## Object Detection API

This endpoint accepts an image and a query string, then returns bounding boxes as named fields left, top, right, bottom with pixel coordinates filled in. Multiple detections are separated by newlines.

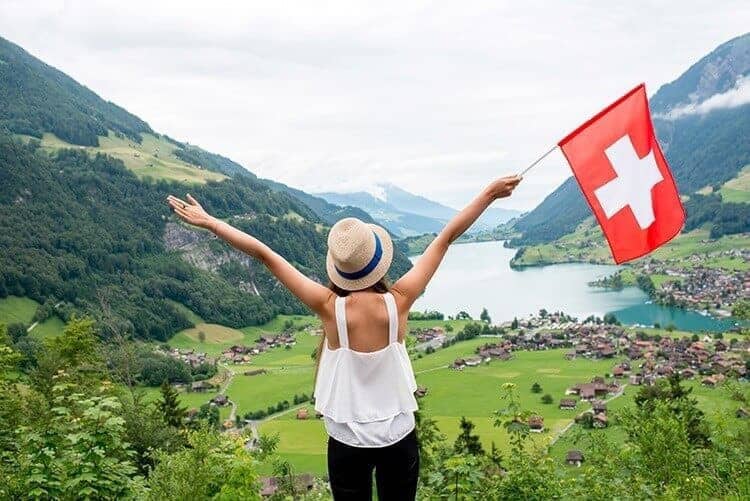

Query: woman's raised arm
left=167, top=194, right=331, bottom=314
left=392, top=175, right=522, bottom=310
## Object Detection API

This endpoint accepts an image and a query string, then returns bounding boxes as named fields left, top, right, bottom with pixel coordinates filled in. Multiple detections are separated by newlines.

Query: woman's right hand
left=167, top=194, right=217, bottom=230
left=487, top=175, right=522, bottom=199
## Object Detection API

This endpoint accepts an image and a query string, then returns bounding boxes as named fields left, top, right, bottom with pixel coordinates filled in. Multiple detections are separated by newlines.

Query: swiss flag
left=558, top=84, right=685, bottom=264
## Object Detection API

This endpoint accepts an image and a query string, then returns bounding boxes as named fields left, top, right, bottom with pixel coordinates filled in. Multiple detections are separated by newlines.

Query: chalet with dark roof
left=566, top=450, right=584, bottom=467
left=559, top=398, right=577, bottom=410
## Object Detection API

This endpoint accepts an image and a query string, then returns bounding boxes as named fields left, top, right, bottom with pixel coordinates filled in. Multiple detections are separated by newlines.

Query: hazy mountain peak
left=317, top=182, right=520, bottom=237
left=651, top=32, right=750, bottom=116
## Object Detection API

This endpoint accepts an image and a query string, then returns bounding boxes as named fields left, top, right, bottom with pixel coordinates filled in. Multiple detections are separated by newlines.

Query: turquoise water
left=409, top=240, right=738, bottom=332
left=610, top=303, right=739, bottom=332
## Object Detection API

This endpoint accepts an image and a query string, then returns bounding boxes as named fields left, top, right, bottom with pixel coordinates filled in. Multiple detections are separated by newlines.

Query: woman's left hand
left=167, top=194, right=216, bottom=229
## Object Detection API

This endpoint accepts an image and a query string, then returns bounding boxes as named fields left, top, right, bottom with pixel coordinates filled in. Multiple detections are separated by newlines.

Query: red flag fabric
left=558, top=84, right=685, bottom=264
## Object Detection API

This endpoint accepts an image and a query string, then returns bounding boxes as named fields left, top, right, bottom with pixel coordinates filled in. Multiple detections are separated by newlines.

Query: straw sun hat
left=326, top=218, right=394, bottom=291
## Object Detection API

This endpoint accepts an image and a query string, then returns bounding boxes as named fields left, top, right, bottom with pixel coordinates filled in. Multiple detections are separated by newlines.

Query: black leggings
left=327, top=429, right=419, bottom=501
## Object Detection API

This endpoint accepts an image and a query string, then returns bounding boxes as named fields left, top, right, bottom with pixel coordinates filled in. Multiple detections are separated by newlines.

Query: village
left=447, top=311, right=748, bottom=382
left=158, top=331, right=298, bottom=368
left=594, top=249, right=749, bottom=315
left=145, top=308, right=749, bottom=487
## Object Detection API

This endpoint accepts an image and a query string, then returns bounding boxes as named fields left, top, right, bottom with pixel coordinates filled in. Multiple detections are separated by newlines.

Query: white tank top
left=314, top=292, right=418, bottom=448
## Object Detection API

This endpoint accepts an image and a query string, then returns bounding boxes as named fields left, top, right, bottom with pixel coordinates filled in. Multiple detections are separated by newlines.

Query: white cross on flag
left=558, top=84, right=685, bottom=263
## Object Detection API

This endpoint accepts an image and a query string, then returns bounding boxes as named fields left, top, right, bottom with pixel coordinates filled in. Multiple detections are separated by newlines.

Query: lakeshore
left=410, top=240, right=742, bottom=332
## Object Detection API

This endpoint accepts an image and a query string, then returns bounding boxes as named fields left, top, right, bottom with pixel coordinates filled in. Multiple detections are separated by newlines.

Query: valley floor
left=2, top=295, right=746, bottom=479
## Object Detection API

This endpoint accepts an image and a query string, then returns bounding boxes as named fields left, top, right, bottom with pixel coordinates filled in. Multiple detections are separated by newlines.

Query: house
left=597, top=346, right=616, bottom=358
left=592, top=400, right=607, bottom=414
left=559, top=398, right=577, bottom=410
left=191, top=381, right=214, bottom=392
left=579, top=386, right=596, bottom=401
left=451, top=358, right=466, bottom=370
left=656, top=365, right=674, bottom=376
left=464, top=356, right=484, bottom=367
left=222, top=419, right=234, bottom=430
left=296, top=408, right=309, bottom=420
left=680, top=368, right=696, bottom=379
left=612, top=366, right=625, bottom=378
left=415, top=386, right=428, bottom=398
left=593, top=413, right=608, bottom=428
left=628, top=374, right=643, bottom=386
left=211, top=395, right=229, bottom=406
left=566, top=450, right=584, bottom=467
left=528, top=415, right=544, bottom=433
left=702, top=374, right=725, bottom=387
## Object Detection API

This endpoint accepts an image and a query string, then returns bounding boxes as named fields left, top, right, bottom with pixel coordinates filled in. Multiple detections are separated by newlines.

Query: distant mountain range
left=512, top=32, right=750, bottom=246
left=317, top=183, right=521, bottom=237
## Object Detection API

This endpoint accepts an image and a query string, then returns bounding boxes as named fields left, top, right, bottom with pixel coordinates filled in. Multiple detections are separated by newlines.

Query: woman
left=166, top=174, right=521, bottom=500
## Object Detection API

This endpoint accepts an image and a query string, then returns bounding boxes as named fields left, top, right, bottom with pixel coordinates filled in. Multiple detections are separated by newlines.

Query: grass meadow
left=548, top=378, right=748, bottom=474
left=0, top=295, right=66, bottom=339
left=25, top=131, right=228, bottom=185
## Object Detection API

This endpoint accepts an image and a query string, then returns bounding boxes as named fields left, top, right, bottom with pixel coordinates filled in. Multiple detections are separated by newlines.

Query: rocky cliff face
left=163, top=222, right=261, bottom=296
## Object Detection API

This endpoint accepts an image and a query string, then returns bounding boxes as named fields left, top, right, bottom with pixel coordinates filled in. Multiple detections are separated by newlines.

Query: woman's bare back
left=321, top=290, right=409, bottom=352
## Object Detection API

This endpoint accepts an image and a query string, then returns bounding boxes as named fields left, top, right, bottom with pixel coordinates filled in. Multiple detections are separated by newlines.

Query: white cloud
left=0, top=1, right=748, bottom=210
left=657, top=76, right=750, bottom=120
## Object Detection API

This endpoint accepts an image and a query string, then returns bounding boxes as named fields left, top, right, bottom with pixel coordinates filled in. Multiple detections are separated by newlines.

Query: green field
left=140, top=385, right=232, bottom=423
left=244, top=334, right=630, bottom=475
left=167, top=314, right=320, bottom=356
left=548, top=378, right=748, bottom=473
left=0, top=295, right=65, bottom=339
left=159, top=305, right=744, bottom=477
left=22, top=131, right=228, bottom=185
left=4, top=293, right=743, bottom=479
left=717, top=165, right=750, bottom=203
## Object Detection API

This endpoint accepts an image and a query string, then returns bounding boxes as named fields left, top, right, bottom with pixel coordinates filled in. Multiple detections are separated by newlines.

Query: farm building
left=559, top=398, right=577, bottom=410
left=566, top=450, right=584, bottom=467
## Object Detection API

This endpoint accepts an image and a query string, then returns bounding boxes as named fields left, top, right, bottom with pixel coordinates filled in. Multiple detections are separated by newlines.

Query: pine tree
left=480, top=308, right=491, bottom=323
left=453, top=416, right=484, bottom=456
left=158, top=380, right=187, bottom=428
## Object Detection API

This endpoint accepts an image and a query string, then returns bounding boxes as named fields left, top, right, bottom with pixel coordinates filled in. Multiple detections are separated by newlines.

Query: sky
left=1, top=1, right=748, bottom=210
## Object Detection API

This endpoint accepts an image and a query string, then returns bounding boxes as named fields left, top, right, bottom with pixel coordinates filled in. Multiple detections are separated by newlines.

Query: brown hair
left=313, top=278, right=391, bottom=381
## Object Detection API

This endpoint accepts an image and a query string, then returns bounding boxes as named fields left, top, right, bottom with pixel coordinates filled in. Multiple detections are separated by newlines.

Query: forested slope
left=0, top=34, right=415, bottom=341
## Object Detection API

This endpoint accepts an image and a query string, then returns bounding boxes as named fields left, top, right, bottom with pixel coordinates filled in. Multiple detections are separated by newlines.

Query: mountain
left=512, top=32, right=750, bottom=246
left=0, top=36, right=411, bottom=340
left=261, top=178, right=380, bottom=226
left=317, top=183, right=520, bottom=237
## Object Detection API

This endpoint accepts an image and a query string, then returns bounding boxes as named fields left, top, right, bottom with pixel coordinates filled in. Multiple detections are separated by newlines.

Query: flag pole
left=518, top=145, right=557, bottom=177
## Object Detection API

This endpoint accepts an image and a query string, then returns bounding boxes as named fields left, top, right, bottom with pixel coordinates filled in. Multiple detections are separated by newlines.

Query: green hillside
left=0, top=34, right=414, bottom=342
left=0, top=36, right=151, bottom=145
left=25, top=131, right=229, bottom=185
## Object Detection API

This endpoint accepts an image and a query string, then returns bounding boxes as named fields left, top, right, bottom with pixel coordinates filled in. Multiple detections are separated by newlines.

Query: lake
left=410, top=240, right=738, bottom=332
